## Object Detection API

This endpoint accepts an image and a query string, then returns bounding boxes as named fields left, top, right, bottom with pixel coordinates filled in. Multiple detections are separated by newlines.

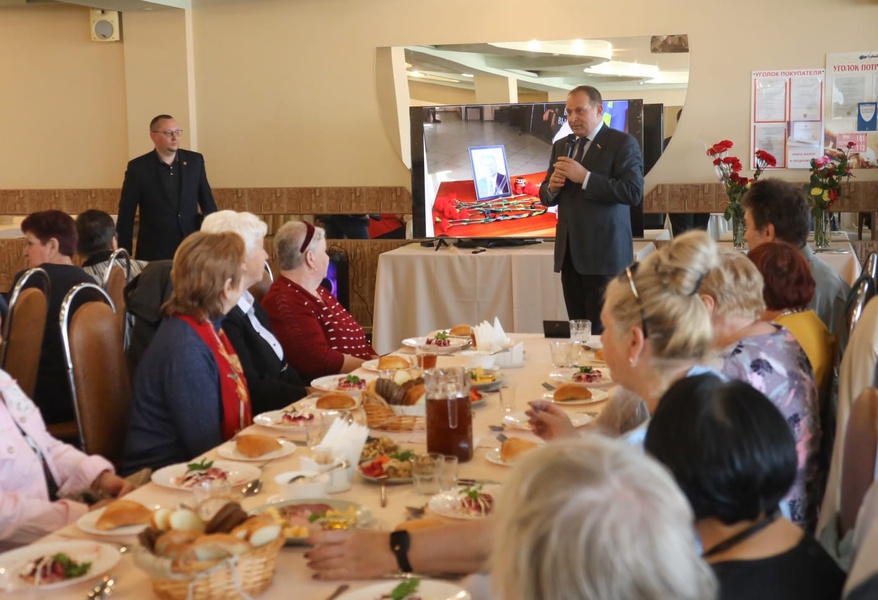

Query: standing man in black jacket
left=540, top=86, right=644, bottom=332
left=117, top=114, right=217, bottom=260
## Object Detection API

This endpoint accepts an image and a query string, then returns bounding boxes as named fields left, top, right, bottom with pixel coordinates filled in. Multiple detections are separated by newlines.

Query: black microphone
left=564, top=134, right=578, bottom=158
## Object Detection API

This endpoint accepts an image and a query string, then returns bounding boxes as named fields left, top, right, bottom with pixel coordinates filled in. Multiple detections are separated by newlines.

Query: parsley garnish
left=186, top=458, right=213, bottom=471
left=390, top=578, right=421, bottom=600
left=391, top=450, right=416, bottom=462
left=54, top=553, right=92, bottom=578
left=578, top=366, right=594, bottom=374
left=344, top=375, right=361, bottom=384
left=459, top=484, right=484, bottom=500
left=434, top=331, right=449, bottom=340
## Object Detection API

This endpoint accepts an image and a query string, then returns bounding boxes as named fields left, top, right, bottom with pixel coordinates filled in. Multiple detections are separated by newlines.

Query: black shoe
left=433, top=118, right=441, bottom=123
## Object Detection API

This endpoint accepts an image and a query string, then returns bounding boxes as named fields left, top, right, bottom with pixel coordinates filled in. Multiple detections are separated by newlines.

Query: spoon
left=289, top=460, right=350, bottom=483
left=241, top=479, right=263, bottom=496
left=378, top=474, right=388, bottom=508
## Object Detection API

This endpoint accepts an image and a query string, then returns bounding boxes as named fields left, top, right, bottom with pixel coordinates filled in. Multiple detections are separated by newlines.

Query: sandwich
left=95, top=499, right=152, bottom=530
left=235, top=433, right=282, bottom=458
left=552, top=383, right=593, bottom=403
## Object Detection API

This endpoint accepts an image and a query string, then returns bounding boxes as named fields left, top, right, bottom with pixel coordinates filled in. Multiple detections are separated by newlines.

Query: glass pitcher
left=424, top=366, right=473, bottom=462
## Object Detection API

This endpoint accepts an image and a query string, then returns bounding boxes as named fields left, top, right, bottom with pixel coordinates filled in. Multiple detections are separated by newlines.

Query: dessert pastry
left=377, top=355, right=411, bottom=370
left=499, top=438, right=538, bottom=463
left=315, top=393, right=357, bottom=409
left=235, top=433, right=282, bottom=458
left=95, top=499, right=152, bottom=530
left=553, top=383, right=593, bottom=402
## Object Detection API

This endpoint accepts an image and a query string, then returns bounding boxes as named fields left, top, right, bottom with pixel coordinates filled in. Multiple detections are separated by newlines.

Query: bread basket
left=362, top=393, right=426, bottom=431
left=134, top=535, right=284, bottom=600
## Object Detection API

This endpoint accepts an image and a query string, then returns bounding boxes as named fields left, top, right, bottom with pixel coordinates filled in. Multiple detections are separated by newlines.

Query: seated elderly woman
left=0, top=365, right=133, bottom=550
left=11, top=210, right=93, bottom=426
left=262, top=221, right=376, bottom=381
left=645, top=374, right=844, bottom=600
left=124, top=232, right=252, bottom=473
left=493, top=436, right=716, bottom=600
left=201, top=211, right=309, bottom=413
left=700, top=250, right=821, bottom=531
left=747, top=241, right=834, bottom=407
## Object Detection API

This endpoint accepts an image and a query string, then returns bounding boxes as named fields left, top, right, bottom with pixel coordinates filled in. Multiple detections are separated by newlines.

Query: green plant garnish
left=54, top=553, right=92, bottom=578
left=459, top=484, right=484, bottom=500
left=391, top=450, right=416, bottom=462
left=434, top=331, right=449, bottom=340
left=390, top=577, right=421, bottom=600
left=344, top=375, right=361, bottom=384
left=186, top=458, right=213, bottom=471
left=308, top=511, right=327, bottom=523
left=578, top=366, right=594, bottom=373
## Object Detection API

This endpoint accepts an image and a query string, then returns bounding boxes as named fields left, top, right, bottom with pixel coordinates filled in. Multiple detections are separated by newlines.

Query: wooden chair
left=840, top=388, right=878, bottom=536
left=60, top=283, right=131, bottom=467
left=0, top=268, right=50, bottom=399
left=101, top=247, right=131, bottom=345
left=248, top=260, right=274, bottom=304
left=865, top=252, right=878, bottom=284
left=841, top=277, right=877, bottom=360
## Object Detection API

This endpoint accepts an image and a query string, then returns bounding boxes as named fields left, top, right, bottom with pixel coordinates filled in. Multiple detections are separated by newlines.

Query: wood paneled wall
left=2, top=181, right=877, bottom=328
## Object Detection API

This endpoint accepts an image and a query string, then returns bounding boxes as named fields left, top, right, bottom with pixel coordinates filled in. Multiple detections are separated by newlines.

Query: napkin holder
left=494, top=342, right=525, bottom=368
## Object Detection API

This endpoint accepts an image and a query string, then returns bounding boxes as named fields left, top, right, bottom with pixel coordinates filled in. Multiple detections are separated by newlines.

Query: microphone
left=564, top=134, right=577, bottom=158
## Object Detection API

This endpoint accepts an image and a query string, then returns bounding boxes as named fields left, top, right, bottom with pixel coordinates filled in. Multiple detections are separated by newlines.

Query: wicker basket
left=362, top=394, right=426, bottom=431
left=135, top=535, right=284, bottom=600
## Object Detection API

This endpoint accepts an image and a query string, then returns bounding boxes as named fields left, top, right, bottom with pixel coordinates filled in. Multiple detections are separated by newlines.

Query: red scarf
left=176, top=314, right=252, bottom=440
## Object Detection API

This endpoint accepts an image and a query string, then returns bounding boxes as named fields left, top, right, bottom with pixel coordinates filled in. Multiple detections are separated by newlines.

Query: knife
left=458, top=478, right=503, bottom=486
left=323, top=584, right=350, bottom=600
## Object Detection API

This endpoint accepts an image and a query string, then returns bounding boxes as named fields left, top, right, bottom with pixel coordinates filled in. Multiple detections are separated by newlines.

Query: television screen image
left=411, top=100, right=644, bottom=240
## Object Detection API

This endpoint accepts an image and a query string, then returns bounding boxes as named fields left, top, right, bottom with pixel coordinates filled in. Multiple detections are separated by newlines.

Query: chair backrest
left=865, top=252, right=878, bottom=283
left=248, top=260, right=274, bottom=304
left=840, top=388, right=878, bottom=535
left=60, top=283, right=131, bottom=467
left=0, top=268, right=51, bottom=398
left=102, top=248, right=131, bottom=343
left=842, top=277, right=877, bottom=357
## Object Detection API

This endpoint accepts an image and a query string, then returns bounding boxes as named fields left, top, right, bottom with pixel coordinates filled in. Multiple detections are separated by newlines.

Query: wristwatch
left=389, top=530, right=413, bottom=573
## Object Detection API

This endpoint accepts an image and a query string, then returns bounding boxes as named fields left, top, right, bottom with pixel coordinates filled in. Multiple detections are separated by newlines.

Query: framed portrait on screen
left=469, top=145, right=511, bottom=201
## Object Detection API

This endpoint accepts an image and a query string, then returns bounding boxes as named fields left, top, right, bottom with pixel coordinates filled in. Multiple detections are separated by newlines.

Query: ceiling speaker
left=90, top=9, right=120, bottom=43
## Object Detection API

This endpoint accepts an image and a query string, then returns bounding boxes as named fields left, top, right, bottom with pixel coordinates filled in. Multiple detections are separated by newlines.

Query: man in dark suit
left=117, top=114, right=217, bottom=261
left=540, top=86, right=644, bottom=332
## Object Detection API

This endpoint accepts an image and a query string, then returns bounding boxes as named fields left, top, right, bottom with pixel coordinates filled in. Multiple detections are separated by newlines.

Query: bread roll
left=316, top=393, right=357, bottom=410
left=404, top=383, right=426, bottom=406
left=553, top=383, right=593, bottom=403
left=151, top=507, right=173, bottom=531
left=375, top=378, right=407, bottom=405
left=594, top=349, right=605, bottom=362
left=240, top=515, right=283, bottom=548
left=96, top=499, right=152, bottom=531
left=174, top=534, right=251, bottom=568
left=155, top=529, right=200, bottom=560
left=377, top=355, right=410, bottom=370
left=168, top=508, right=205, bottom=532
left=500, top=438, right=539, bottom=463
left=205, top=502, right=249, bottom=534
left=392, top=369, right=413, bottom=387
left=235, top=433, right=282, bottom=458
left=449, top=324, right=472, bottom=336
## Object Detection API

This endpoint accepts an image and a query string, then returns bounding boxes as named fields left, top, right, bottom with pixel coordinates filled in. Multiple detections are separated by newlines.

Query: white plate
left=361, top=355, right=414, bottom=372
left=485, top=447, right=512, bottom=466
left=76, top=506, right=150, bottom=536
left=542, top=388, right=609, bottom=405
left=427, top=485, right=501, bottom=520
left=402, top=336, right=469, bottom=354
left=0, top=540, right=120, bottom=590
left=217, top=439, right=297, bottom=462
left=469, top=367, right=504, bottom=391
left=250, top=498, right=366, bottom=545
left=253, top=407, right=315, bottom=431
left=502, top=411, right=594, bottom=430
left=549, top=367, right=613, bottom=388
left=151, top=460, right=261, bottom=491
left=580, top=349, right=607, bottom=364
left=357, top=469, right=413, bottom=485
left=335, top=580, right=470, bottom=600
left=310, top=373, right=377, bottom=393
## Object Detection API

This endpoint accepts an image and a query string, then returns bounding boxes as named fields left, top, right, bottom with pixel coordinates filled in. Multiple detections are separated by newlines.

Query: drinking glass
left=570, top=319, right=592, bottom=346
left=193, top=479, right=237, bottom=520
left=305, top=415, right=325, bottom=448
left=499, top=386, right=516, bottom=415
left=549, top=340, right=576, bottom=368
left=411, top=453, right=443, bottom=495
left=439, top=455, right=459, bottom=492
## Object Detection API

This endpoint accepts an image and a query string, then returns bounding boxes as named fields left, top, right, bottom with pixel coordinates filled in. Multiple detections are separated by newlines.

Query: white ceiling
left=0, top=0, right=186, bottom=10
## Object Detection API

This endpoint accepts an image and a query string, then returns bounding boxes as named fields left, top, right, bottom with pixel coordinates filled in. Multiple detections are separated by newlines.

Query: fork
left=541, top=382, right=556, bottom=391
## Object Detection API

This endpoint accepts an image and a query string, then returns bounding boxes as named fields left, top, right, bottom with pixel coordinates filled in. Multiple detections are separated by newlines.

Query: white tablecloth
left=372, top=242, right=656, bottom=355
left=716, top=240, right=862, bottom=286
left=7, top=335, right=607, bottom=600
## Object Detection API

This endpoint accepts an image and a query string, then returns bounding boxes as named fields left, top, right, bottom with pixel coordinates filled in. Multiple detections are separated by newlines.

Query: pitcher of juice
left=424, top=367, right=473, bottom=462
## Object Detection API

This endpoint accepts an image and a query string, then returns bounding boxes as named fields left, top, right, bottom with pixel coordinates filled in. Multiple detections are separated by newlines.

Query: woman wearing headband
left=262, top=220, right=376, bottom=381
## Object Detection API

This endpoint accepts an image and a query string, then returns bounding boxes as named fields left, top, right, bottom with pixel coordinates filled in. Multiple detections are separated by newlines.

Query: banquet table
left=4, top=334, right=608, bottom=600
left=371, top=241, right=656, bottom=355
left=716, top=238, right=862, bottom=286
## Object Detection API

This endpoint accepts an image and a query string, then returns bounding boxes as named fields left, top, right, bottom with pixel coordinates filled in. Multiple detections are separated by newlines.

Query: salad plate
left=151, top=460, right=260, bottom=491
left=0, top=541, right=120, bottom=590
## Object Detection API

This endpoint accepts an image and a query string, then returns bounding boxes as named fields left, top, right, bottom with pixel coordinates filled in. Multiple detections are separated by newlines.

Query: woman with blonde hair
left=124, top=232, right=251, bottom=473
left=700, top=250, right=820, bottom=531
left=529, top=229, right=721, bottom=442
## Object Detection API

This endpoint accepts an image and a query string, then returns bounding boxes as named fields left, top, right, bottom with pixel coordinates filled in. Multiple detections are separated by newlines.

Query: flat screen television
left=410, top=99, right=644, bottom=240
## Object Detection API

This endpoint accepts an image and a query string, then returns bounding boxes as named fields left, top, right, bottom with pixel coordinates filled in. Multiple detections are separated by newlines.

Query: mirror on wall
left=377, top=35, right=689, bottom=176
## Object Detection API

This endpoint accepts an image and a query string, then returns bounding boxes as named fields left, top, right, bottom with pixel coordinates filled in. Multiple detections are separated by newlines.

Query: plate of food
left=361, top=354, right=413, bottom=372
left=429, top=325, right=473, bottom=339
left=311, top=373, right=377, bottom=393
left=427, top=484, right=500, bottom=520
left=0, top=540, right=120, bottom=590
left=502, top=411, right=594, bottom=431
left=468, top=366, right=504, bottom=392
left=76, top=499, right=152, bottom=536
left=358, top=448, right=417, bottom=484
left=485, top=437, right=543, bottom=466
left=580, top=348, right=607, bottom=363
left=217, top=435, right=297, bottom=462
left=334, top=578, right=470, bottom=600
left=151, top=459, right=261, bottom=491
left=542, top=384, right=609, bottom=406
left=470, top=387, right=486, bottom=406
left=549, top=366, right=613, bottom=388
left=253, top=405, right=316, bottom=431
left=251, top=498, right=365, bottom=545
left=402, top=334, right=469, bottom=353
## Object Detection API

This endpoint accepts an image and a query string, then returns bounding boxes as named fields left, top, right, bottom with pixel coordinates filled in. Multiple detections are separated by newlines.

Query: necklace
left=776, top=308, right=805, bottom=319
left=702, top=509, right=780, bottom=559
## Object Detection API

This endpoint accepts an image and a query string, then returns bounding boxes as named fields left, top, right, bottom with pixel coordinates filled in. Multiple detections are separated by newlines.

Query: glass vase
left=730, top=212, right=746, bottom=251
left=814, top=208, right=831, bottom=249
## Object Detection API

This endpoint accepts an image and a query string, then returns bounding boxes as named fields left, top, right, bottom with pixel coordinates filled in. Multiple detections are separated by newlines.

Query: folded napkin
left=473, top=317, right=513, bottom=353
left=301, top=418, right=369, bottom=472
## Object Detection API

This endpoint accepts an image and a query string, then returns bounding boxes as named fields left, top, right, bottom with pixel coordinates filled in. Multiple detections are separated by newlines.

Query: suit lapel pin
left=183, top=161, right=188, bottom=166
left=596, top=144, right=602, bottom=150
